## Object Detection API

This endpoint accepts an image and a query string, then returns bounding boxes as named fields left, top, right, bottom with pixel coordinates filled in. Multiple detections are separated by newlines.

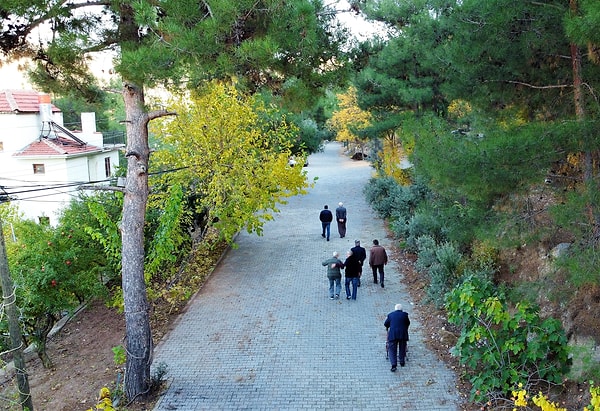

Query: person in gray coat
left=335, top=202, right=347, bottom=238
left=322, top=251, right=345, bottom=299
left=384, top=303, right=410, bottom=372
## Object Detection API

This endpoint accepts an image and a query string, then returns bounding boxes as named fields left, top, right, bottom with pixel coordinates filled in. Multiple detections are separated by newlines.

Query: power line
left=0, top=166, right=189, bottom=203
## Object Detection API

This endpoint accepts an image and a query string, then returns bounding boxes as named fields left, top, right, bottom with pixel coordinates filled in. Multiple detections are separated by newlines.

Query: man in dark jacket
left=351, top=240, right=367, bottom=287
left=343, top=250, right=361, bottom=300
left=384, top=304, right=410, bottom=372
left=319, top=205, right=333, bottom=241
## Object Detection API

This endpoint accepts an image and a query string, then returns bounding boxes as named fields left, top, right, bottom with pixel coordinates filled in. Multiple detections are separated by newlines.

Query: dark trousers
left=388, top=339, right=407, bottom=367
left=337, top=221, right=346, bottom=237
left=372, top=264, right=384, bottom=284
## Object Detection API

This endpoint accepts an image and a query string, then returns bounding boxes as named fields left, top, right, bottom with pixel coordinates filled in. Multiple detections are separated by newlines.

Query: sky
left=0, top=53, right=115, bottom=90
left=334, top=0, right=387, bottom=40
left=0, top=60, right=35, bottom=90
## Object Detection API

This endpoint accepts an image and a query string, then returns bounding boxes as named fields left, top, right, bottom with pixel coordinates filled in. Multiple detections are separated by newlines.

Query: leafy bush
left=405, top=211, right=444, bottom=252
left=469, top=239, right=499, bottom=272
left=415, top=236, right=464, bottom=307
left=439, top=201, right=490, bottom=248
left=556, top=245, right=600, bottom=287
left=86, top=387, right=116, bottom=411
left=364, top=176, right=431, bottom=238
left=8, top=219, right=108, bottom=368
left=415, top=235, right=437, bottom=272
left=424, top=242, right=462, bottom=307
left=363, top=176, right=403, bottom=219
left=512, top=382, right=600, bottom=411
left=446, top=274, right=570, bottom=403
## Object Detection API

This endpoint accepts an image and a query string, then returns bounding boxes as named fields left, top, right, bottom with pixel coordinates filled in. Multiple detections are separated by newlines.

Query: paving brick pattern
left=153, top=142, right=462, bottom=410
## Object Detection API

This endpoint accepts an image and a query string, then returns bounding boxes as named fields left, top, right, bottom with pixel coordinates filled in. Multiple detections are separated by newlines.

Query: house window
left=104, top=157, right=111, bottom=178
left=33, top=164, right=45, bottom=174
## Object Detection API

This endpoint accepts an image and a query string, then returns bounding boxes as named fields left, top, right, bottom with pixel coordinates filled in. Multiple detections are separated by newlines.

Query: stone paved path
left=152, top=142, right=462, bottom=410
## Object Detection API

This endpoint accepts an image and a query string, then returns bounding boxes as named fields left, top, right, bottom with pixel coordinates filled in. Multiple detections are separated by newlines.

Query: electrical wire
left=0, top=166, right=188, bottom=203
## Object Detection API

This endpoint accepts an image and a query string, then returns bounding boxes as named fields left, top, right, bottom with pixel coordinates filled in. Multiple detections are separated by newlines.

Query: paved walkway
left=152, top=142, right=462, bottom=410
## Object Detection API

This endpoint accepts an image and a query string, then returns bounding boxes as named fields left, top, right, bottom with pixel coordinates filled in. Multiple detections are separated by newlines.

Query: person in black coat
left=384, top=304, right=410, bottom=372
left=351, top=239, right=366, bottom=287
left=343, top=250, right=361, bottom=300
left=319, top=205, right=333, bottom=241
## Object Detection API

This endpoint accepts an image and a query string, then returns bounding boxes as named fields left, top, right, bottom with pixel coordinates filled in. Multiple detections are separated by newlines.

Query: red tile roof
left=0, top=90, right=60, bottom=113
left=14, top=136, right=101, bottom=157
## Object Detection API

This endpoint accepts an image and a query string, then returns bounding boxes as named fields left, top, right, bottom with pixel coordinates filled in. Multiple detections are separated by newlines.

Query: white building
left=0, top=89, right=122, bottom=224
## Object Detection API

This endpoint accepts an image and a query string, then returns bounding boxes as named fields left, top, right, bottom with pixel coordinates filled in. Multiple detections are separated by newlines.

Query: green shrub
left=415, top=235, right=437, bottom=272
left=426, top=262, right=450, bottom=307
left=436, top=241, right=463, bottom=275
left=435, top=199, right=492, bottom=249
left=557, top=245, right=600, bottom=287
left=389, top=218, right=409, bottom=239
left=405, top=211, right=444, bottom=252
left=469, top=239, right=499, bottom=272
left=424, top=242, right=462, bottom=307
left=364, top=176, right=430, bottom=223
left=363, top=176, right=404, bottom=218
left=8, top=219, right=108, bottom=368
left=446, top=274, right=570, bottom=403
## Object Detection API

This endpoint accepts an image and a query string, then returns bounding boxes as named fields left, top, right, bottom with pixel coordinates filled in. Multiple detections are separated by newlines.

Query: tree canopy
left=151, top=82, right=310, bottom=242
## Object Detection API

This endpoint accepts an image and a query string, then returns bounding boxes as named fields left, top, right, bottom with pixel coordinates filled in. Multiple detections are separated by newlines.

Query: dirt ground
left=0, top=241, right=594, bottom=410
left=0, top=300, right=128, bottom=410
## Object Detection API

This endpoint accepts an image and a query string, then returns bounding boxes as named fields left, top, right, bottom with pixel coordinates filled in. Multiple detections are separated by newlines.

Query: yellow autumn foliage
left=328, top=86, right=371, bottom=143
left=150, top=81, right=311, bottom=242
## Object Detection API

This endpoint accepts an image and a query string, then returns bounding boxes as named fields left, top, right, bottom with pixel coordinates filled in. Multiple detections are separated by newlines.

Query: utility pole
left=0, top=217, right=34, bottom=410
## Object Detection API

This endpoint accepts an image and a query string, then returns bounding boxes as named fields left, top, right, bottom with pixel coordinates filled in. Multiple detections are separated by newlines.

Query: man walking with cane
left=384, top=303, right=410, bottom=372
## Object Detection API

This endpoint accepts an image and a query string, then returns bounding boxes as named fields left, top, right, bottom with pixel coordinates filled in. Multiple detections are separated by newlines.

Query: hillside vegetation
left=345, top=2, right=600, bottom=409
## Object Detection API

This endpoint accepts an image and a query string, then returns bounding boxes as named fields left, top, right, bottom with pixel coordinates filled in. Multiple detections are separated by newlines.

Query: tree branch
left=529, top=1, right=563, bottom=11
left=25, top=0, right=114, bottom=35
left=148, top=109, right=177, bottom=121
left=486, top=80, right=572, bottom=89
left=201, top=0, right=214, bottom=18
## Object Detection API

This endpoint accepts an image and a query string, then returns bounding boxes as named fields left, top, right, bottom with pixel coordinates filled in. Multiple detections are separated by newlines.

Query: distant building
left=0, top=89, right=123, bottom=225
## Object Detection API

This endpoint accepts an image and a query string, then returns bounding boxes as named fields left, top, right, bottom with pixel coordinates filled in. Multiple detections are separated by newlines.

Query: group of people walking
left=318, top=203, right=410, bottom=372
left=320, top=203, right=388, bottom=299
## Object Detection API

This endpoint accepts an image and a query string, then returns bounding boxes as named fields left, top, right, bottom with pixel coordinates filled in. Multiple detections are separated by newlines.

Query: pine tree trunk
left=121, top=82, right=153, bottom=401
